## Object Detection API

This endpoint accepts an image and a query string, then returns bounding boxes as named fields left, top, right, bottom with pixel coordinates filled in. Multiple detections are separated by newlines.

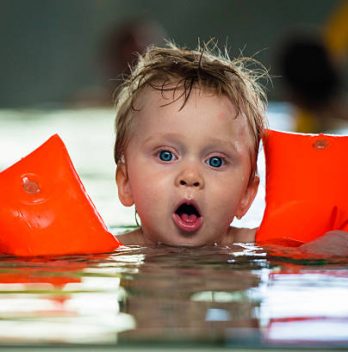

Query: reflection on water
left=0, top=242, right=347, bottom=349
left=117, top=243, right=267, bottom=345
left=0, top=248, right=137, bottom=344
left=1, top=106, right=348, bottom=348
left=261, top=264, right=348, bottom=346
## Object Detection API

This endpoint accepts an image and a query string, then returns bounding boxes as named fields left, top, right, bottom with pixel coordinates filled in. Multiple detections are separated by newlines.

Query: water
left=0, top=105, right=348, bottom=350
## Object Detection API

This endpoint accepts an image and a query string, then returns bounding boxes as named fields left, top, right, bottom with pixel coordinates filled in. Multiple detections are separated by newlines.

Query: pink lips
left=172, top=201, right=203, bottom=233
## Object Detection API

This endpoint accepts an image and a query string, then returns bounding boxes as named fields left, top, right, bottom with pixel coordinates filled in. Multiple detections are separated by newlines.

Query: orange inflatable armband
left=256, top=129, right=348, bottom=246
left=0, top=134, right=121, bottom=256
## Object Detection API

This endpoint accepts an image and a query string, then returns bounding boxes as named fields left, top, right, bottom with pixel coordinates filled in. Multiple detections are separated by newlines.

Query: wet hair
left=113, top=41, right=268, bottom=176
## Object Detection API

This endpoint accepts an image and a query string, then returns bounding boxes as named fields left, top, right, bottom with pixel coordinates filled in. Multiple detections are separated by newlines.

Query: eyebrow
left=143, top=133, right=244, bottom=154
left=142, top=133, right=183, bottom=145
left=204, top=137, right=237, bottom=147
left=201, top=137, right=246, bottom=155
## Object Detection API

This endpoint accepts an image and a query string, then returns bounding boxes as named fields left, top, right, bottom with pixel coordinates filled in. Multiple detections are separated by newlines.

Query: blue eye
left=159, top=150, right=174, bottom=162
left=208, top=156, right=223, bottom=168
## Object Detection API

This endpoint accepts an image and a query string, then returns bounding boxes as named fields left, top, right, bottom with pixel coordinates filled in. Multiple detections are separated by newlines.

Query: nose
left=175, top=166, right=204, bottom=189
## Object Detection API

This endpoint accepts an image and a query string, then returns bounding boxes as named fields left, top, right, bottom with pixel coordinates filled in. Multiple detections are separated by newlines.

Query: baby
left=112, top=42, right=348, bottom=256
left=113, top=42, right=266, bottom=247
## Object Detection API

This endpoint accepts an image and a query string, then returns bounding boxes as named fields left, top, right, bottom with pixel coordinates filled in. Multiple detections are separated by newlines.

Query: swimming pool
left=0, top=105, right=347, bottom=351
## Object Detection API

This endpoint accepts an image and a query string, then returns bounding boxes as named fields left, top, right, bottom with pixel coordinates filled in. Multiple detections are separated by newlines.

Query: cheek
left=209, top=173, right=249, bottom=210
left=129, top=177, right=155, bottom=210
left=215, top=189, right=240, bottom=214
left=127, top=165, right=171, bottom=210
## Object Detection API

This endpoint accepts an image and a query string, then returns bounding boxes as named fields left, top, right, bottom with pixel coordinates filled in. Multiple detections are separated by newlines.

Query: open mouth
left=172, top=201, right=203, bottom=233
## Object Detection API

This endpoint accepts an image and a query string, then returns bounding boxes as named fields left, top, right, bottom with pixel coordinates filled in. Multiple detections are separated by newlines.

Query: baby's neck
left=118, top=226, right=257, bottom=247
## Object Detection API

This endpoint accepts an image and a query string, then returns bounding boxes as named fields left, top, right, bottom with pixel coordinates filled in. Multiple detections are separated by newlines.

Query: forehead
left=131, top=86, right=254, bottom=146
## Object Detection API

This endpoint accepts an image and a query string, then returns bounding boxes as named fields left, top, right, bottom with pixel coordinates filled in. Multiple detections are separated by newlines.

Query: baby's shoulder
left=117, top=228, right=144, bottom=245
left=223, top=226, right=257, bottom=245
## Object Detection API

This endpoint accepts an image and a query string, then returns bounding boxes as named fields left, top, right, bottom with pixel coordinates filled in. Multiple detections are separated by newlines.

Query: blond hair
left=114, top=42, right=268, bottom=171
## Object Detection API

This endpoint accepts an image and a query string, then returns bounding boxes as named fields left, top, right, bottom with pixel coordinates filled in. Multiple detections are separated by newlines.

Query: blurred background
left=1, top=0, right=347, bottom=109
left=1, top=0, right=348, bottom=227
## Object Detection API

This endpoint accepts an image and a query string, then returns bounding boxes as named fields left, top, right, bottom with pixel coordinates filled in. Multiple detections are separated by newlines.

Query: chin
left=164, top=237, right=209, bottom=248
left=149, top=228, right=212, bottom=248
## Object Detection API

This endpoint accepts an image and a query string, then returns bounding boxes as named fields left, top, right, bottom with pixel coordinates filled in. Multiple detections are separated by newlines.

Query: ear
left=116, top=163, right=134, bottom=207
left=235, top=175, right=259, bottom=219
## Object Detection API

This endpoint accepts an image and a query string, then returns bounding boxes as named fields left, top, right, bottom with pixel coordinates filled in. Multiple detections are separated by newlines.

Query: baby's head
left=114, top=42, right=267, bottom=246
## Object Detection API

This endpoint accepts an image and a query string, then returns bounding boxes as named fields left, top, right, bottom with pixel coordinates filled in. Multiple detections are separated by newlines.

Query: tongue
left=181, top=213, right=198, bottom=223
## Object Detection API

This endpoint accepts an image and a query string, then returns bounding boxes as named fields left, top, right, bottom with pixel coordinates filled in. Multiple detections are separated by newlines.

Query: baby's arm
left=298, top=230, right=348, bottom=257
left=231, top=226, right=348, bottom=257
left=260, top=230, right=348, bottom=258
